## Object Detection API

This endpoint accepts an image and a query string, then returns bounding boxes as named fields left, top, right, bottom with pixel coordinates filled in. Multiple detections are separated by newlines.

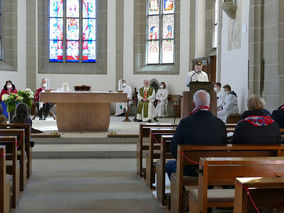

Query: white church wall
left=220, top=0, right=249, bottom=113
left=123, top=0, right=190, bottom=95
left=0, top=0, right=27, bottom=90
left=37, top=0, right=117, bottom=92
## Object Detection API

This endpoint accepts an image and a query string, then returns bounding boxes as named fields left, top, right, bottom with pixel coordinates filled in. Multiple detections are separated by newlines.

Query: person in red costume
left=35, top=77, right=52, bottom=120
left=0, top=80, right=17, bottom=101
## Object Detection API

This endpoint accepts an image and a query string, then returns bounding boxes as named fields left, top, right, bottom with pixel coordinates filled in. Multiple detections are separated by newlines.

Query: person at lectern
left=115, top=80, right=133, bottom=116
left=136, top=80, right=156, bottom=123
left=35, top=77, right=52, bottom=120
left=185, top=61, right=209, bottom=87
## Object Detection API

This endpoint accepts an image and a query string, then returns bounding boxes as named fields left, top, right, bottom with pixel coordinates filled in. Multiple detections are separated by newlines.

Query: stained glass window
left=147, top=0, right=175, bottom=65
left=49, top=0, right=96, bottom=63
left=0, top=0, right=2, bottom=61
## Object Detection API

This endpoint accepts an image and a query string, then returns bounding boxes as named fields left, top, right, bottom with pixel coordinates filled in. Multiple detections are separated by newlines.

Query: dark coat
left=271, top=105, right=284, bottom=128
left=170, top=111, right=227, bottom=158
left=232, top=110, right=281, bottom=145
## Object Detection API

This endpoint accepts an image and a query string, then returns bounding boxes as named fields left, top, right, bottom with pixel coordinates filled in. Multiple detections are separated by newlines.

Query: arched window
left=49, top=0, right=96, bottom=63
left=146, top=0, right=175, bottom=65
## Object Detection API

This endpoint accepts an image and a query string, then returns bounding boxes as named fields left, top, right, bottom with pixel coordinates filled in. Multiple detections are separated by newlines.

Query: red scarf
left=281, top=105, right=284, bottom=110
left=190, top=106, right=209, bottom=116
left=242, top=116, right=275, bottom=127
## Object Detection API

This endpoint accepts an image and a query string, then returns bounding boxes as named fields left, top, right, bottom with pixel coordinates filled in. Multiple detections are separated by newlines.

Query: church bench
left=0, top=136, right=20, bottom=209
left=146, top=128, right=176, bottom=188
left=0, top=145, right=10, bottom=213
left=0, top=129, right=27, bottom=192
left=234, top=177, right=284, bottom=213
left=156, top=135, right=174, bottom=205
left=137, top=123, right=177, bottom=177
left=171, top=144, right=284, bottom=213
left=188, top=157, right=284, bottom=213
left=0, top=123, right=32, bottom=178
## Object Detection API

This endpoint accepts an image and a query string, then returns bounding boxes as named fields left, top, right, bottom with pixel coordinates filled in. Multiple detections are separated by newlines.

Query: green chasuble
left=137, top=87, right=154, bottom=118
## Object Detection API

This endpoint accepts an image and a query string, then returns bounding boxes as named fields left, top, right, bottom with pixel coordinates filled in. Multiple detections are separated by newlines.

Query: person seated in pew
left=136, top=80, right=156, bottom=123
left=214, top=82, right=226, bottom=108
left=166, top=90, right=227, bottom=178
left=271, top=104, right=284, bottom=128
left=217, top=84, right=239, bottom=122
left=35, top=77, right=52, bottom=120
left=154, top=82, right=168, bottom=122
left=0, top=105, right=7, bottom=124
left=11, top=103, right=32, bottom=128
left=232, top=95, right=281, bottom=144
left=115, top=80, right=133, bottom=116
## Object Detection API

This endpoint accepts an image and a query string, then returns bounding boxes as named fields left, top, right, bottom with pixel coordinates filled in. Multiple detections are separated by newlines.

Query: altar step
left=33, top=137, right=138, bottom=145
left=32, top=137, right=138, bottom=159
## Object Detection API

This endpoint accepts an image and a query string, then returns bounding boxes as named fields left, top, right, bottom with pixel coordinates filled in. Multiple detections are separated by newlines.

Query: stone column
left=249, top=0, right=284, bottom=110
left=195, top=0, right=206, bottom=58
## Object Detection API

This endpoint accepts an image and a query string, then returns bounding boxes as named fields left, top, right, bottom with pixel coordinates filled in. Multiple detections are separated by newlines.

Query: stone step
left=32, top=144, right=137, bottom=159
left=33, top=137, right=138, bottom=145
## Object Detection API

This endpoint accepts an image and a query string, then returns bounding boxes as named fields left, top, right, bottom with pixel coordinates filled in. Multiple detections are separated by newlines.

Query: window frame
left=49, top=0, right=97, bottom=64
left=146, top=0, right=175, bottom=65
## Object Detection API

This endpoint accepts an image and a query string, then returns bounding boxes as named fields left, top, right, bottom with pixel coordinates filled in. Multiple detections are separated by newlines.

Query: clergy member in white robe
left=214, top=82, right=226, bottom=108
left=115, top=80, right=133, bottom=116
left=217, top=84, right=239, bottom=122
left=154, top=82, right=168, bottom=119
left=185, top=61, right=209, bottom=87
left=137, top=80, right=156, bottom=122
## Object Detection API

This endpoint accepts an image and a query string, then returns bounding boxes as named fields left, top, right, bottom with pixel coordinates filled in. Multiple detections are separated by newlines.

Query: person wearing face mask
left=0, top=81, right=18, bottom=118
left=136, top=80, right=156, bottom=123
left=115, top=80, right=133, bottom=116
left=154, top=82, right=169, bottom=121
left=214, top=82, right=226, bottom=109
left=0, top=80, right=18, bottom=101
left=185, top=61, right=209, bottom=87
left=217, top=84, right=239, bottom=122
left=35, top=77, right=52, bottom=120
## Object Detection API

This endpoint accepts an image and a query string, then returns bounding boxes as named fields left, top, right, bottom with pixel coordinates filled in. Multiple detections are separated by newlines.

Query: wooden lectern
left=181, top=82, right=217, bottom=118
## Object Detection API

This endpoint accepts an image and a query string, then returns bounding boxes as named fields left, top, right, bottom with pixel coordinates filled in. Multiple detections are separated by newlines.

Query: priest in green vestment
left=137, top=80, right=156, bottom=122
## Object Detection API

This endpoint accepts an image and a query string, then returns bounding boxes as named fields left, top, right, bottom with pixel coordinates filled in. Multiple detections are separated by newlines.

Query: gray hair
left=193, top=90, right=210, bottom=107
left=247, top=94, right=266, bottom=111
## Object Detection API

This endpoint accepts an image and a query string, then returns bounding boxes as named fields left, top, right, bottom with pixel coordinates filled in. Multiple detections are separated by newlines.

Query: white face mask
left=7, top=84, right=12, bottom=89
left=224, top=91, right=230, bottom=95
left=122, top=83, right=126, bottom=87
left=160, top=85, right=164, bottom=89
left=214, top=87, right=218, bottom=93
left=43, top=83, right=47, bottom=88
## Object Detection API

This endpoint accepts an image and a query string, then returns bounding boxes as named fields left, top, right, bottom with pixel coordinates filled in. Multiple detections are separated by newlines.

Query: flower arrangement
left=2, top=93, right=20, bottom=113
left=17, top=88, right=34, bottom=108
left=2, top=88, right=34, bottom=113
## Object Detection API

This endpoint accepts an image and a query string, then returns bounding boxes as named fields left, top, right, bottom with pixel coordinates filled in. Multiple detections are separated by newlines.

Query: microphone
left=190, top=71, right=199, bottom=83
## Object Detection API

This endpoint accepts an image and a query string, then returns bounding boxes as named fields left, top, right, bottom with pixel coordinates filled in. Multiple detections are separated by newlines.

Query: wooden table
left=40, top=91, right=127, bottom=132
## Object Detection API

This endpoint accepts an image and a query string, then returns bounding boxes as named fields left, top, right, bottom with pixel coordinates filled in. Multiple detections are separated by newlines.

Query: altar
left=40, top=91, right=127, bottom=132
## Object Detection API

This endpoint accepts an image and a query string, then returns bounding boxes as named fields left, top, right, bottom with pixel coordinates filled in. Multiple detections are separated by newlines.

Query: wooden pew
left=0, top=129, right=26, bottom=191
left=156, top=135, right=174, bottom=205
left=0, top=136, right=19, bottom=208
left=137, top=123, right=177, bottom=177
left=0, top=145, right=10, bottom=213
left=0, top=123, right=32, bottom=178
left=234, top=177, right=284, bottom=213
left=188, top=157, right=284, bottom=213
left=171, top=144, right=284, bottom=213
left=146, top=128, right=176, bottom=188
